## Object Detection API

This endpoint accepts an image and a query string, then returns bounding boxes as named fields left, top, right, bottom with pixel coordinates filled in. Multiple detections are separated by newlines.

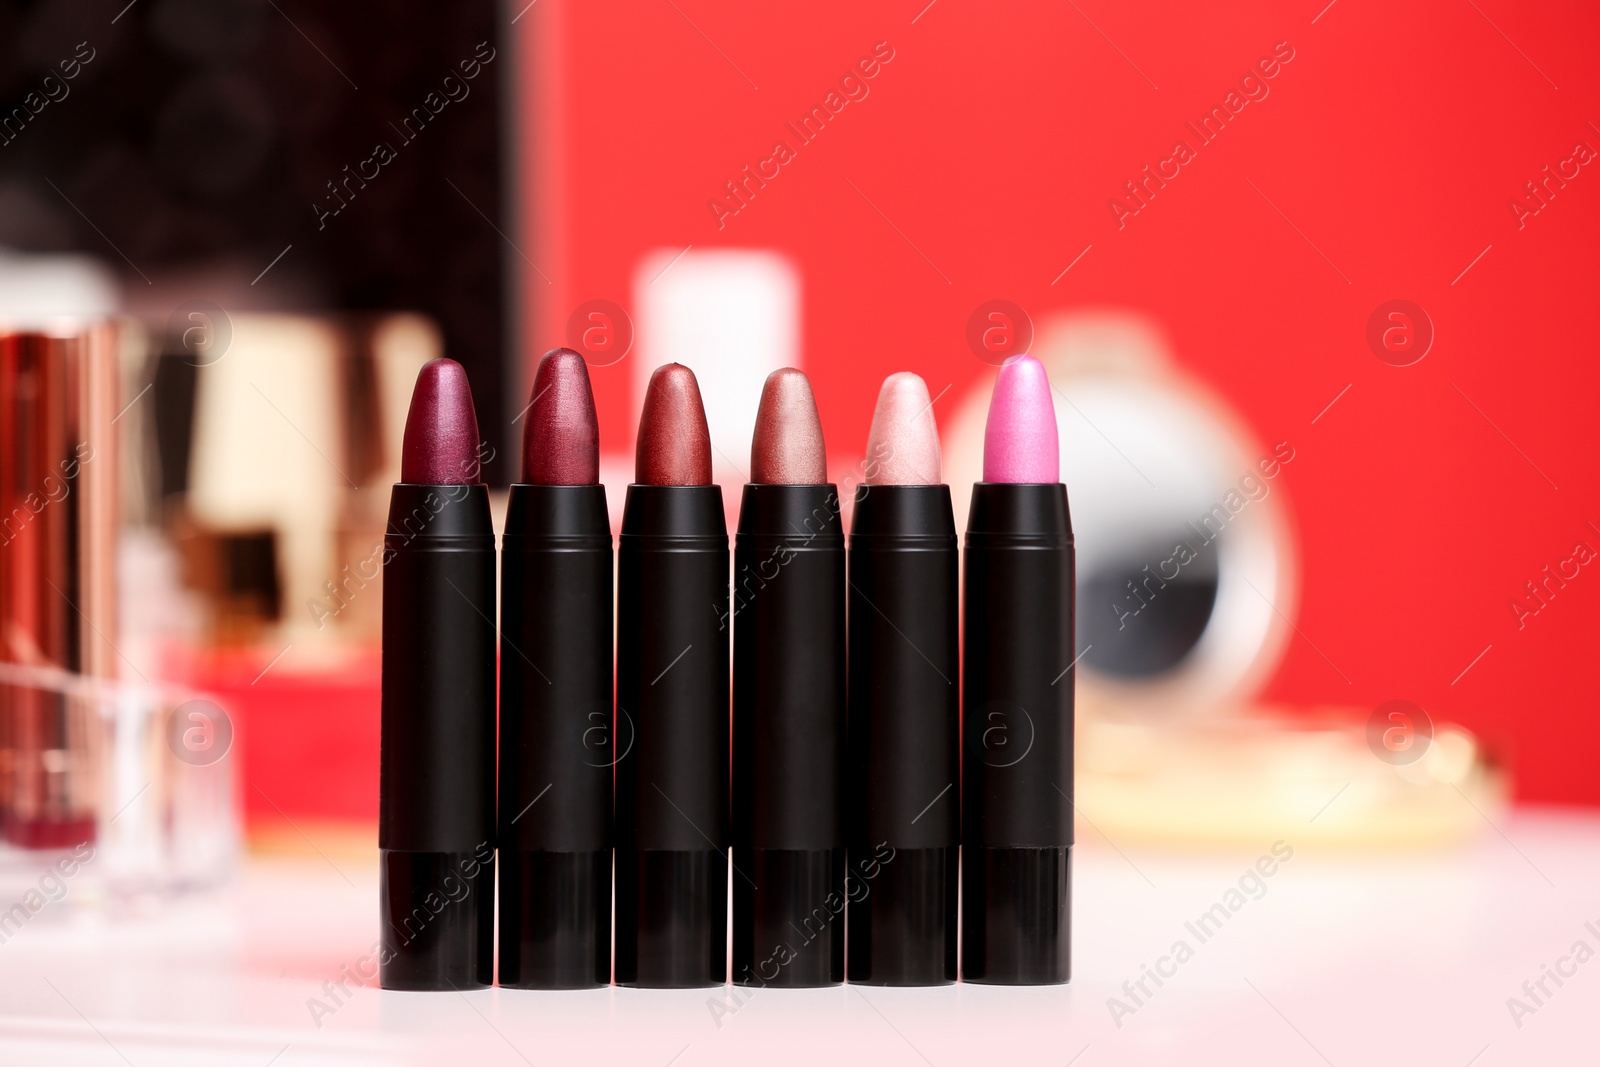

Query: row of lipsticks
left=378, top=349, right=1074, bottom=989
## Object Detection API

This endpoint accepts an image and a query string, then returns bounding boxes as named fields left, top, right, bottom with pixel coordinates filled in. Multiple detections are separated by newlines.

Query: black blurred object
left=1077, top=535, right=1220, bottom=679
left=149, top=352, right=199, bottom=497
left=0, top=0, right=509, bottom=480
left=171, top=522, right=281, bottom=644
left=220, top=530, right=279, bottom=621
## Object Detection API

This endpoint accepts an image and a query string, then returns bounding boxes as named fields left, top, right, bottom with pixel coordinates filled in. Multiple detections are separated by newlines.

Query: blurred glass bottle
left=0, top=324, right=119, bottom=849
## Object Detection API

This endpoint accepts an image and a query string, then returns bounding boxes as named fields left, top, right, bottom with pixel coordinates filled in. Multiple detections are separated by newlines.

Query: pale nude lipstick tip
left=865, top=371, right=942, bottom=486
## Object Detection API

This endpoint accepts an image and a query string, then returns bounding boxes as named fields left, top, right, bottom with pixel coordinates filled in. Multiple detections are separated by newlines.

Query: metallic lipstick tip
left=750, top=368, right=826, bottom=485
left=636, top=363, right=713, bottom=486
left=401, top=357, right=483, bottom=486
left=865, top=371, right=941, bottom=486
left=522, top=348, right=600, bottom=485
left=982, top=354, right=1059, bottom=484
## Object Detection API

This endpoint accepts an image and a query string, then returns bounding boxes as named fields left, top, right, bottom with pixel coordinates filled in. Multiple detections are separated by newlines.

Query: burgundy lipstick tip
left=401, top=357, right=483, bottom=486
left=636, top=363, right=713, bottom=486
left=522, top=348, right=600, bottom=485
left=750, top=368, right=826, bottom=485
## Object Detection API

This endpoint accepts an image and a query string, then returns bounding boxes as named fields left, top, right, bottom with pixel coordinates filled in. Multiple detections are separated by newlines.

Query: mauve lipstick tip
left=401, top=357, right=483, bottom=486
left=750, top=368, right=826, bottom=485
left=522, top=347, right=600, bottom=485
left=636, top=363, right=713, bottom=486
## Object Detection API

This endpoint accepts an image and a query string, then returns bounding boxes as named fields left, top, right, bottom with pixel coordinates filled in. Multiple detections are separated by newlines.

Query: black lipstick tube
left=962, top=482, right=1075, bottom=985
left=498, top=484, right=612, bottom=988
left=731, top=484, right=846, bottom=987
left=846, top=484, right=959, bottom=985
left=615, top=485, right=729, bottom=987
left=379, top=484, right=497, bottom=991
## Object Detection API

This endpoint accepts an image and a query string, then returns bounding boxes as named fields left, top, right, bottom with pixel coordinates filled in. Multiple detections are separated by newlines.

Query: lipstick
left=846, top=373, right=958, bottom=986
left=731, top=369, right=846, bottom=987
left=379, top=357, right=496, bottom=991
left=614, top=363, right=729, bottom=987
left=962, top=354, right=1074, bottom=985
left=498, top=349, right=612, bottom=989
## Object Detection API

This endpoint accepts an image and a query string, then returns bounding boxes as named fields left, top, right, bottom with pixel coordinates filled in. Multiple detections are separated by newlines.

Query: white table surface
left=0, top=806, right=1595, bottom=1066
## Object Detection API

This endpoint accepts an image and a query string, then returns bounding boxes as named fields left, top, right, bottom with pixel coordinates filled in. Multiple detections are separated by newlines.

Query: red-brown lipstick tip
left=750, top=368, right=826, bottom=485
left=636, top=363, right=713, bottom=486
left=401, top=357, right=483, bottom=485
left=521, top=348, right=600, bottom=485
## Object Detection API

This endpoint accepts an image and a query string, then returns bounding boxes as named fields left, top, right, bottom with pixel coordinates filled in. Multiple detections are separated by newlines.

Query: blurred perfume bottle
left=0, top=323, right=120, bottom=849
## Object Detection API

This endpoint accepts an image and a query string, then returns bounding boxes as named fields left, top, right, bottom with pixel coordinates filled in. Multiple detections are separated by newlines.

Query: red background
left=518, top=0, right=1600, bottom=806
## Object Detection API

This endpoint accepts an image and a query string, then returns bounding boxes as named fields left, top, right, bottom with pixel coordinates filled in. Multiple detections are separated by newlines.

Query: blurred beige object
left=945, top=310, right=1501, bottom=846
left=322, top=314, right=442, bottom=642
left=1079, top=715, right=1503, bottom=849
left=186, top=315, right=346, bottom=647
left=368, top=314, right=441, bottom=488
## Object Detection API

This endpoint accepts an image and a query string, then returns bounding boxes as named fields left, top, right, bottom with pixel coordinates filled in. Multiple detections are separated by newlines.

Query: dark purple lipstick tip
left=522, top=348, right=600, bottom=486
left=401, top=357, right=482, bottom=486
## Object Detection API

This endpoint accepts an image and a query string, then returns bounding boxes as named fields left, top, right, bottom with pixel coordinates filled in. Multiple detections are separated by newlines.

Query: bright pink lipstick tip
left=982, top=354, right=1059, bottom=483
left=401, top=357, right=483, bottom=485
